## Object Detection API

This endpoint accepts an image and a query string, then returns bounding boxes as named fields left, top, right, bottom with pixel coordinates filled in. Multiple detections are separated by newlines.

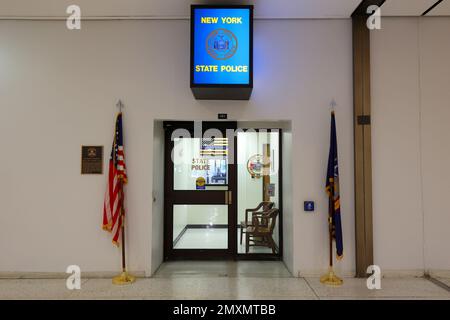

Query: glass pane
left=173, top=137, right=228, bottom=190
left=237, top=130, right=280, bottom=254
left=173, top=205, right=228, bottom=249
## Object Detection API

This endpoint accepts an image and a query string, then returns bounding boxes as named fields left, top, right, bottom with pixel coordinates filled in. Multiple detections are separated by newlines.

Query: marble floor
left=437, top=277, right=450, bottom=287
left=0, top=261, right=449, bottom=300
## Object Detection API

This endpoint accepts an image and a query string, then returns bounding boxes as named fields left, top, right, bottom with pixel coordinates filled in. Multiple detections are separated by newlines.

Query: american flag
left=200, top=137, right=228, bottom=157
left=102, top=113, right=127, bottom=246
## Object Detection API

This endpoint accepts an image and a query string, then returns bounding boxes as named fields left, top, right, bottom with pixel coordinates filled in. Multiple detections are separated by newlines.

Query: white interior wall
left=419, top=18, right=450, bottom=275
left=371, top=17, right=450, bottom=276
left=371, top=18, right=424, bottom=274
left=0, top=19, right=354, bottom=276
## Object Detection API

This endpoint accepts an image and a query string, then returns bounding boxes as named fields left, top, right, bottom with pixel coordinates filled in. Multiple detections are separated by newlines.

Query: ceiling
left=382, top=0, right=437, bottom=16
left=0, top=0, right=448, bottom=19
left=429, top=0, right=450, bottom=15
left=382, top=0, right=449, bottom=16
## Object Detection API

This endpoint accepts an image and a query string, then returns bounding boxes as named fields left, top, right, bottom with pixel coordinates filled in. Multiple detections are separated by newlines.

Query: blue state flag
left=325, top=112, right=343, bottom=259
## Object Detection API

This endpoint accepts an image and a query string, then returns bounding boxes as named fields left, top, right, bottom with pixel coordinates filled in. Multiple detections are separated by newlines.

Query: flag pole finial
left=116, top=100, right=124, bottom=113
left=330, top=99, right=337, bottom=112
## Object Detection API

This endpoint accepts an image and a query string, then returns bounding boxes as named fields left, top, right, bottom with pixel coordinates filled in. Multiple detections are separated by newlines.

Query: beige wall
left=0, top=19, right=354, bottom=276
left=371, top=18, right=424, bottom=274
left=420, top=18, right=450, bottom=275
left=371, top=17, right=450, bottom=276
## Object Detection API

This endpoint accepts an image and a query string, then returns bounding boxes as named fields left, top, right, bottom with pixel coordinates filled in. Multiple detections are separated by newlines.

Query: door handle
left=224, top=191, right=232, bottom=205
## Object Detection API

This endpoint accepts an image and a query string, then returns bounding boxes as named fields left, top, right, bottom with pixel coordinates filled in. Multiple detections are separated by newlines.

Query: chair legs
left=245, top=233, right=277, bottom=254
left=268, top=236, right=276, bottom=254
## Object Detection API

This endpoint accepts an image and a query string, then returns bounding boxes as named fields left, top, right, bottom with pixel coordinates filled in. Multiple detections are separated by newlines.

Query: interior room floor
left=1, top=262, right=449, bottom=300
left=174, top=228, right=228, bottom=249
left=174, top=228, right=274, bottom=253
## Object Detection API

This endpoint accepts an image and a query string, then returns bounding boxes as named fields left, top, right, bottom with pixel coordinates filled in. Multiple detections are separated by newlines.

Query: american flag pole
left=320, top=103, right=343, bottom=286
left=119, top=182, right=126, bottom=272
left=111, top=100, right=135, bottom=285
left=116, top=101, right=127, bottom=272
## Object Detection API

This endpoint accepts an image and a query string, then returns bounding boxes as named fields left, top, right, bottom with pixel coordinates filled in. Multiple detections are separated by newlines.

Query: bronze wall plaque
left=81, top=146, right=103, bottom=174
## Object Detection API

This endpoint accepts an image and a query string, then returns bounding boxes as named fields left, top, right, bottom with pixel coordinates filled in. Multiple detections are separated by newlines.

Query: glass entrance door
left=163, top=122, right=237, bottom=260
left=236, top=129, right=282, bottom=257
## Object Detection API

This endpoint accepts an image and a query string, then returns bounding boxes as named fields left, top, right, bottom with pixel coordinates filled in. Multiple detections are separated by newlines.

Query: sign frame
left=81, top=145, right=104, bottom=175
left=190, top=4, right=254, bottom=100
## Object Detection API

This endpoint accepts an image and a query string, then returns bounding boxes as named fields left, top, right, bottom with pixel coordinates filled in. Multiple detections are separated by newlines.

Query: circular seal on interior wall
left=247, top=154, right=263, bottom=179
left=206, top=28, right=238, bottom=60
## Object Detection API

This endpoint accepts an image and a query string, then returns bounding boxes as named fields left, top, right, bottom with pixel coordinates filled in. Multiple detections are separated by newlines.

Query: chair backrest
left=253, top=208, right=279, bottom=233
left=265, top=208, right=279, bottom=233
left=245, top=202, right=275, bottom=224
left=261, top=201, right=275, bottom=211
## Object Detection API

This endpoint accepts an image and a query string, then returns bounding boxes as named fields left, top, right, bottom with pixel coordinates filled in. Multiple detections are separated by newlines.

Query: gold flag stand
left=320, top=267, right=343, bottom=286
left=320, top=210, right=343, bottom=286
left=112, top=271, right=135, bottom=285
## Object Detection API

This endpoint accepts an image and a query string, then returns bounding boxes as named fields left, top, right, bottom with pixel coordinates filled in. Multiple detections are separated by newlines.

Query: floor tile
left=195, top=277, right=316, bottom=299
left=305, top=277, right=450, bottom=299
left=66, top=276, right=316, bottom=300
left=68, top=278, right=200, bottom=299
left=0, top=279, right=72, bottom=299
left=154, top=261, right=292, bottom=278
left=436, top=277, right=450, bottom=287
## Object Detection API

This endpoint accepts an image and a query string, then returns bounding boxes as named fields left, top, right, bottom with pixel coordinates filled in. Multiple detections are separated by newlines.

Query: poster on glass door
left=191, top=137, right=228, bottom=185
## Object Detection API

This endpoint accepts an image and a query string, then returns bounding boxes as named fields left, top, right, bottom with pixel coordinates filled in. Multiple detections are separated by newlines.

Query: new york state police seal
left=206, top=28, right=238, bottom=60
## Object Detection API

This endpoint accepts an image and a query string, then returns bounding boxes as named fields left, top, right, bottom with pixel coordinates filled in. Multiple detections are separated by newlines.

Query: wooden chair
left=240, top=201, right=274, bottom=245
left=245, top=208, right=279, bottom=254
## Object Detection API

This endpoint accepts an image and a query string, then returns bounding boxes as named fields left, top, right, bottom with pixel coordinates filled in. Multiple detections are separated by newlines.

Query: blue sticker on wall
left=304, top=201, right=315, bottom=212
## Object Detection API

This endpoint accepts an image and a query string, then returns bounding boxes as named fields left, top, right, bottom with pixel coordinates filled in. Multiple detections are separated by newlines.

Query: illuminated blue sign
left=191, top=6, right=253, bottom=91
